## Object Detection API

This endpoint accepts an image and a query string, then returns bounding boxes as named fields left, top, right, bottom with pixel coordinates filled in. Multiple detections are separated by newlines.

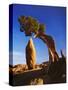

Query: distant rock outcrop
left=26, top=38, right=36, bottom=69
left=9, top=64, right=28, bottom=74
left=9, top=62, right=48, bottom=75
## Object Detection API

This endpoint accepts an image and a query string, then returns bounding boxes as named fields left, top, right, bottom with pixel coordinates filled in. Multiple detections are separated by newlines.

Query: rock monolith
left=26, top=38, right=36, bottom=69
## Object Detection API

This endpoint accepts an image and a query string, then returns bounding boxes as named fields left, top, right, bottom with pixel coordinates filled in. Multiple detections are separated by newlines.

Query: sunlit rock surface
left=26, top=38, right=36, bottom=69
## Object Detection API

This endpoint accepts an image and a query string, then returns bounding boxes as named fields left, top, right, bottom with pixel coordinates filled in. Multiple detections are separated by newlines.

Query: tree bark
left=38, top=33, right=59, bottom=63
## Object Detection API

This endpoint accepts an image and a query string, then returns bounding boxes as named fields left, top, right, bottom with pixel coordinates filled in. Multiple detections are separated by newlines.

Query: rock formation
left=26, top=38, right=36, bottom=69
left=18, top=16, right=59, bottom=64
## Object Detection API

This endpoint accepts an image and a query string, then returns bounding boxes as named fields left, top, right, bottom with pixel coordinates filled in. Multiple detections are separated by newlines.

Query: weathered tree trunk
left=26, top=38, right=36, bottom=70
left=38, top=33, right=59, bottom=64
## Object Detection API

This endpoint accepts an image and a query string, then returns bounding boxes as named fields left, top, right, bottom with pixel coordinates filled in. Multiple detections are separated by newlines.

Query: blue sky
left=10, top=4, right=66, bottom=65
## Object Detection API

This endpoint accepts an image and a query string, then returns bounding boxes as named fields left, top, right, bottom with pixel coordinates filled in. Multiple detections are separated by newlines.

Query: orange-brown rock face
left=26, top=38, right=36, bottom=69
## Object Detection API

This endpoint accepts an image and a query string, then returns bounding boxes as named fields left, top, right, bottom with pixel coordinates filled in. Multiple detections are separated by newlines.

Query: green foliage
left=39, top=24, right=45, bottom=33
left=18, top=16, right=45, bottom=36
left=31, top=18, right=39, bottom=31
left=26, top=16, right=39, bottom=32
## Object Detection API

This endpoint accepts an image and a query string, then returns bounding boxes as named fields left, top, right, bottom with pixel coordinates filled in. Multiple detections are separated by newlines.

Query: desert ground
left=9, top=57, right=66, bottom=86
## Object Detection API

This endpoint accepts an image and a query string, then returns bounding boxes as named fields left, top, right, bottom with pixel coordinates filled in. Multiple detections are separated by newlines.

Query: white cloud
left=9, top=51, right=26, bottom=65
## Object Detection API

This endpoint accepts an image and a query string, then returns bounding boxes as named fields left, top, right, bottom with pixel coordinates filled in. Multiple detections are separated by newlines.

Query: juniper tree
left=18, top=16, right=59, bottom=63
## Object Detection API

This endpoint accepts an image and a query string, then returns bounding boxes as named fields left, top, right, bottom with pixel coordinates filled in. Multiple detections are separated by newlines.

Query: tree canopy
left=18, top=16, right=45, bottom=36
